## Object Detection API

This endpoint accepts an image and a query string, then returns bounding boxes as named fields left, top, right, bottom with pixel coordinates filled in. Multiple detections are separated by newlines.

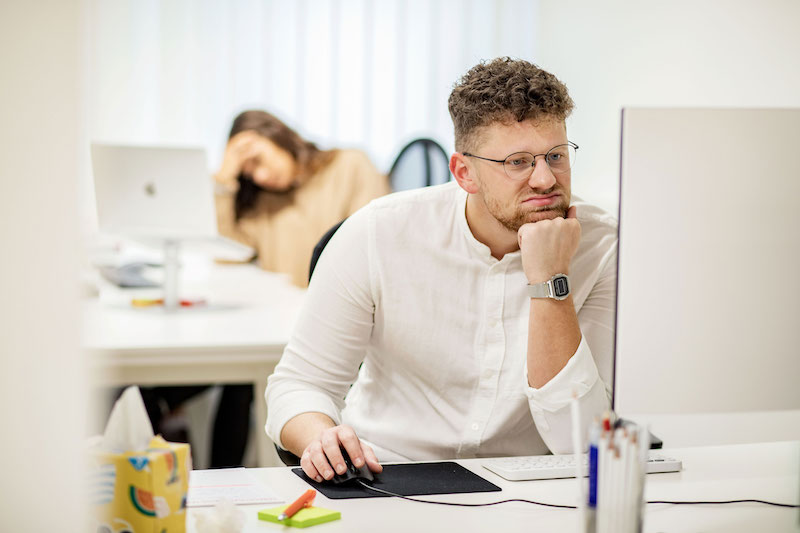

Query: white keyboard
left=482, top=452, right=682, bottom=481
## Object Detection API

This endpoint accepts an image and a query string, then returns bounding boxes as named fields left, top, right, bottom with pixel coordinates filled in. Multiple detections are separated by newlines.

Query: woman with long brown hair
left=214, top=110, right=389, bottom=287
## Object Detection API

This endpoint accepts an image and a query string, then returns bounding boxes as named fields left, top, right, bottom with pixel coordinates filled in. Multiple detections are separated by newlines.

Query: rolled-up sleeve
left=525, top=241, right=617, bottom=454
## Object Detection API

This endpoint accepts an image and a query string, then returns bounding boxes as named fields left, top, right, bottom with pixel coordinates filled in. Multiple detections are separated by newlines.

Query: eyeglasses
left=462, top=141, right=579, bottom=181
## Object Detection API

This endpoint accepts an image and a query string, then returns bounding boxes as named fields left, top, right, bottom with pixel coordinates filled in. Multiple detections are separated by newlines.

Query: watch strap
left=527, top=282, right=553, bottom=298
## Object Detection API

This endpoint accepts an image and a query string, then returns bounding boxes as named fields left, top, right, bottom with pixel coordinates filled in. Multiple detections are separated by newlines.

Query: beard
left=482, top=186, right=569, bottom=232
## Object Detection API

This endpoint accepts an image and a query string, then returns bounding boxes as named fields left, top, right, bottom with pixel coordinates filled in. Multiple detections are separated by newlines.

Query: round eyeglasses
left=463, top=141, right=578, bottom=181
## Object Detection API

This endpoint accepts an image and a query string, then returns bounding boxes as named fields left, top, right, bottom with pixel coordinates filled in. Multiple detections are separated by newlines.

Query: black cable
left=647, top=499, right=798, bottom=509
left=355, top=480, right=799, bottom=510
left=355, top=480, right=576, bottom=509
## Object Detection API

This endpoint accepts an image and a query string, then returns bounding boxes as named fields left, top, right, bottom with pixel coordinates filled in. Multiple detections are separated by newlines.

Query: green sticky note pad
left=258, top=505, right=341, bottom=528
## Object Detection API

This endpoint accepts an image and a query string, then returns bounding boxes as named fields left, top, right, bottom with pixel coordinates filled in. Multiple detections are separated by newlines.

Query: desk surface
left=186, top=441, right=800, bottom=533
left=85, top=259, right=305, bottom=467
left=84, top=261, right=304, bottom=353
left=85, top=259, right=303, bottom=385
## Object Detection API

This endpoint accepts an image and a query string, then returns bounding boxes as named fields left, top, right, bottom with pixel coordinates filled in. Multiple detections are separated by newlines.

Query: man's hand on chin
left=517, top=205, right=581, bottom=284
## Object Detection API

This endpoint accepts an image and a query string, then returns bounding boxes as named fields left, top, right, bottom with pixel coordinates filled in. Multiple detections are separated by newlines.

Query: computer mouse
left=329, top=448, right=375, bottom=485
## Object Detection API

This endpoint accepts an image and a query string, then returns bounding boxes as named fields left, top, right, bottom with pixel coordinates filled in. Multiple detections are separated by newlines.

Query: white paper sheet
left=187, top=468, right=284, bottom=507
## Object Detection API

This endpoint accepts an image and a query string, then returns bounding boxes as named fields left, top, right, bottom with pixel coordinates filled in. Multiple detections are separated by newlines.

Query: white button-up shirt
left=266, top=181, right=618, bottom=461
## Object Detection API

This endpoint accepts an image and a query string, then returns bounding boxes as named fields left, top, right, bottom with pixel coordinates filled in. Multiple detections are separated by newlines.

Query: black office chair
left=388, top=137, right=450, bottom=192
left=275, top=444, right=301, bottom=467
left=308, top=219, right=346, bottom=281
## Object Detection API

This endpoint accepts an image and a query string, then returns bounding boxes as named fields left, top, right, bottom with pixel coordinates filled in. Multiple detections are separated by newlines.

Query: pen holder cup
left=88, top=435, right=191, bottom=533
left=585, top=427, right=647, bottom=533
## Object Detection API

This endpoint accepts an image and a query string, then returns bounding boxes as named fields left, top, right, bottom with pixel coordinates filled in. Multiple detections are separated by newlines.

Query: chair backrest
left=275, top=444, right=301, bottom=466
left=308, top=219, right=346, bottom=281
left=388, top=138, right=450, bottom=192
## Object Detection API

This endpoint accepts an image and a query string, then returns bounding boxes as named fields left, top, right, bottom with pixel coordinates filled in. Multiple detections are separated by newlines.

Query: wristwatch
left=527, top=274, right=571, bottom=300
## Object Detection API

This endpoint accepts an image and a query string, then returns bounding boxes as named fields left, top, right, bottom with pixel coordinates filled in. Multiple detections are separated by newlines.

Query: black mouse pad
left=291, top=461, right=502, bottom=499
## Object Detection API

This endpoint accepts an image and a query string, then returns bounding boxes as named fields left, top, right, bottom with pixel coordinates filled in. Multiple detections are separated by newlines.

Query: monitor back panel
left=614, top=108, right=800, bottom=414
left=91, top=144, right=217, bottom=239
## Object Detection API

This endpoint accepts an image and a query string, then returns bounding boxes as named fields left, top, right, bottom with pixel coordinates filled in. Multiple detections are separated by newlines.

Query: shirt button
left=471, top=423, right=479, bottom=431
left=487, top=318, right=498, bottom=328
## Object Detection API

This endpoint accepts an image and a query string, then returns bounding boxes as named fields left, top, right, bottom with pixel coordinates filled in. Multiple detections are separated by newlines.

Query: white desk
left=186, top=441, right=800, bottom=533
left=85, top=260, right=305, bottom=467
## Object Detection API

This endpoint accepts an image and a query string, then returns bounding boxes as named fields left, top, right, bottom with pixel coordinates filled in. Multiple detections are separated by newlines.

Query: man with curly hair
left=267, top=57, right=618, bottom=482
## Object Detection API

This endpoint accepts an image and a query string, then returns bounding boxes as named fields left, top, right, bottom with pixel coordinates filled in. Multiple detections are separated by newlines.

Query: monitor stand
left=162, top=239, right=180, bottom=312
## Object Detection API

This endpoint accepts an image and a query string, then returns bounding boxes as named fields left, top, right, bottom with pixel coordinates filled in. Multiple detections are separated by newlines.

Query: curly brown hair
left=448, top=57, right=574, bottom=152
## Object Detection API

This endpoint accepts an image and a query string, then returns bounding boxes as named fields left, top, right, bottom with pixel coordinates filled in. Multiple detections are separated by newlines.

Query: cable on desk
left=355, top=480, right=576, bottom=509
left=355, top=480, right=800, bottom=510
left=647, top=499, right=799, bottom=509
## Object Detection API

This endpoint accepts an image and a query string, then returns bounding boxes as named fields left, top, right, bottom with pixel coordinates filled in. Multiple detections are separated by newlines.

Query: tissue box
left=90, top=435, right=191, bottom=532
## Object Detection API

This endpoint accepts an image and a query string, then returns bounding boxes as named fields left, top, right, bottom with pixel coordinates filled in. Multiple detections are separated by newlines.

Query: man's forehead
left=473, top=117, right=566, bottom=148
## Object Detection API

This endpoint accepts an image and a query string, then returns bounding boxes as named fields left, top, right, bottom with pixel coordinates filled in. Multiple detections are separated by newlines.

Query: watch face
left=553, top=275, right=570, bottom=298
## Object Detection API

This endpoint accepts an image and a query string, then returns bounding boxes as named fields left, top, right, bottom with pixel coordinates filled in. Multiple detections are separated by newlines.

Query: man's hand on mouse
left=300, top=424, right=383, bottom=483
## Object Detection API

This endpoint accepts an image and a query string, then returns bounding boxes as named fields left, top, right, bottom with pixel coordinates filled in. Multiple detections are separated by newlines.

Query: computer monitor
left=613, top=108, right=800, bottom=422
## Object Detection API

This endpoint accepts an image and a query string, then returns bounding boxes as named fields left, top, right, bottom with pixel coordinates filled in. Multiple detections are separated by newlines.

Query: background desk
left=85, top=261, right=305, bottom=467
left=186, top=441, right=800, bottom=532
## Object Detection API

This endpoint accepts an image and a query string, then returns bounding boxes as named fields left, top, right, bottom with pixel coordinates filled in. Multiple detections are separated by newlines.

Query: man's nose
left=527, top=157, right=556, bottom=190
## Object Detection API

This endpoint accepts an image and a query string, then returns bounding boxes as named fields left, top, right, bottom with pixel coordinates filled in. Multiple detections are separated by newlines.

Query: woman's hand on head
left=214, top=131, right=262, bottom=187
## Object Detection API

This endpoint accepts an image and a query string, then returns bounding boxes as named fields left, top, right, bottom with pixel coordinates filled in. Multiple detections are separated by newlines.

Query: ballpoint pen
left=278, top=489, right=316, bottom=521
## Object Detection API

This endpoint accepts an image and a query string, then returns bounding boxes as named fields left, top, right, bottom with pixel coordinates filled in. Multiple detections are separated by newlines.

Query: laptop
left=90, top=143, right=253, bottom=259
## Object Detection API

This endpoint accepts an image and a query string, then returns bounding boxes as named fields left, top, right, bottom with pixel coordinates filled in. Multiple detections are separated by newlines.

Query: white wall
left=0, top=1, right=87, bottom=529
left=536, top=0, right=800, bottom=214
left=85, top=1, right=800, bottom=220
left=83, top=0, right=540, bottom=230
left=85, top=0, right=539, bottom=169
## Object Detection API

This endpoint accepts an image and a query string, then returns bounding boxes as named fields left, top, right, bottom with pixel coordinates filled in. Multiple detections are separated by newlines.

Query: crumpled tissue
left=192, top=498, right=246, bottom=533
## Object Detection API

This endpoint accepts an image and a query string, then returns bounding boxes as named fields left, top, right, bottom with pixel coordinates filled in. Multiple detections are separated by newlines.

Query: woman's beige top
left=215, top=149, right=390, bottom=287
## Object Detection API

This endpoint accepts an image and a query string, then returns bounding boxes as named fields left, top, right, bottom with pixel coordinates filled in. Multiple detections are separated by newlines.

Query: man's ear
left=451, top=152, right=479, bottom=194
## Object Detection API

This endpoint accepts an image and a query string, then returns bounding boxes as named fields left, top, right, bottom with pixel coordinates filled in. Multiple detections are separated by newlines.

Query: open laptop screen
left=91, top=144, right=218, bottom=240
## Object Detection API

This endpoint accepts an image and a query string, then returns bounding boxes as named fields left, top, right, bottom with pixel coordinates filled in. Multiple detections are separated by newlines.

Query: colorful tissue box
left=90, top=435, right=191, bottom=532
